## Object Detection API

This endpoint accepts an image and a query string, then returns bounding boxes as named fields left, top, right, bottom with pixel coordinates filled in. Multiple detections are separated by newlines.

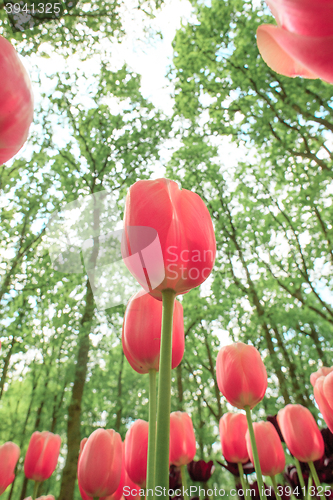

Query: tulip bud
left=0, top=35, right=34, bottom=164
left=24, top=496, right=55, bottom=500
left=125, top=420, right=149, bottom=488
left=78, top=428, right=122, bottom=498
left=310, top=366, right=333, bottom=387
left=24, top=431, right=61, bottom=482
left=245, top=421, right=285, bottom=476
left=0, top=442, right=20, bottom=495
left=122, top=290, right=184, bottom=374
left=313, top=374, right=333, bottom=433
left=187, top=460, right=215, bottom=482
left=277, top=404, right=324, bottom=462
left=219, top=413, right=249, bottom=464
left=122, top=178, right=216, bottom=299
left=216, top=342, right=267, bottom=410
left=169, top=412, right=196, bottom=466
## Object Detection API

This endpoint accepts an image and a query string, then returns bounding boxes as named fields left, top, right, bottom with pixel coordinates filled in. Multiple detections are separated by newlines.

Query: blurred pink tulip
left=216, top=342, right=267, bottom=410
left=78, top=429, right=122, bottom=498
left=277, top=404, right=324, bottom=462
left=24, top=496, right=55, bottom=500
left=124, top=420, right=148, bottom=488
left=219, top=413, right=248, bottom=464
left=257, top=0, right=333, bottom=83
left=169, top=412, right=196, bottom=466
left=245, top=421, right=285, bottom=476
left=310, top=366, right=333, bottom=387
left=24, top=431, right=61, bottom=482
left=0, top=442, right=20, bottom=495
left=313, top=372, right=333, bottom=433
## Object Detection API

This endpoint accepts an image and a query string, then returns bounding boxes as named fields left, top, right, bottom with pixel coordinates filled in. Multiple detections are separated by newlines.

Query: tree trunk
left=58, top=280, right=95, bottom=500
left=115, top=350, right=124, bottom=432
left=0, top=336, right=16, bottom=399
left=176, top=363, right=183, bottom=411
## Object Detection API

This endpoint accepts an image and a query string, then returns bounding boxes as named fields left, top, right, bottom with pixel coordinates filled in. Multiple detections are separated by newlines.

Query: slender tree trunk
left=202, top=329, right=222, bottom=420
left=115, top=350, right=124, bottom=432
left=308, top=325, right=329, bottom=364
left=272, top=326, right=311, bottom=406
left=51, top=380, right=67, bottom=433
left=58, top=280, right=94, bottom=500
left=176, top=363, right=183, bottom=411
left=0, top=336, right=16, bottom=399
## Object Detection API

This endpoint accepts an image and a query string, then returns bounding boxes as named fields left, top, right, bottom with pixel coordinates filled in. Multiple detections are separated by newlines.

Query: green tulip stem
left=155, top=289, right=176, bottom=497
left=181, top=465, right=189, bottom=500
left=270, top=475, right=282, bottom=500
left=32, top=481, right=41, bottom=500
left=244, top=406, right=267, bottom=500
left=238, top=462, right=249, bottom=500
left=147, top=368, right=157, bottom=500
left=294, top=458, right=306, bottom=490
left=307, top=473, right=312, bottom=500
left=308, top=461, right=325, bottom=500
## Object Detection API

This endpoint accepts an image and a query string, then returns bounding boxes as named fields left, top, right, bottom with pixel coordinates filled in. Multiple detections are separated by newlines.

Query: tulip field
left=1, top=0, right=333, bottom=500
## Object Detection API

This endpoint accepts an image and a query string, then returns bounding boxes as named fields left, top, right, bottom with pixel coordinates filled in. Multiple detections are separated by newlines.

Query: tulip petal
left=323, top=372, right=333, bottom=411
left=265, top=0, right=333, bottom=36
left=314, top=377, right=333, bottom=434
left=257, top=25, right=319, bottom=80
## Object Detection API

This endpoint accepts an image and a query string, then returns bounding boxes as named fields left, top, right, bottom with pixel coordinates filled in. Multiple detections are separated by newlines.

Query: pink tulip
left=122, top=290, right=184, bottom=374
left=257, top=0, right=333, bottom=83
left=24, top=496, right=55, bottom=500
left=24, top=431, right=61, bottom=482
left=0, top=442, right=20, bottom=495
left=219, top=413, right=248, bottom=464
left=216, top=342, right=267, bottom=410
left=124, top=420, right=148, bottom=488
left=277, top=404, right=324, bottom=462
left=0, top=35, right=34, bottom=164
left=311, top=366, right=333, bottom=387
left=121, top=178, right=216, bottom=300
left=313, top=373, right=333, bottom=433
left=78, top=429, right=122, bottom=498
left=169, top=412, right=196, bottom=466
left=108, top=443, right=140, bottom=500
left=245, top=421, right=285, bottom=476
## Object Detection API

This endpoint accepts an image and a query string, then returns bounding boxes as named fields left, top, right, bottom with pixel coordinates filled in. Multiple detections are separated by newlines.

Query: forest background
left=1, top=0, right=333, bottom=498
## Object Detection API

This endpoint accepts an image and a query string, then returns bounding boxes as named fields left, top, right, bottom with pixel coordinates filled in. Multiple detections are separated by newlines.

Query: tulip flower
left=216, top=342, right=267, bottom=410
left=217, top=342, right=267, bottom=500
left=256, top=0, right=333, bottom=83
left=125, top=420, right=149, bottom=488
left=122, top=178, right=216, bottom=494
left=311, top=367, right=333, bottom=388
left=313, top=374, right=333, bottom=433
left=24, top=496, right=55, bottom=500
left=0, top=35, right=34, bottom=164
left=277, top=404, right=324, bottom=462
left=187, top=460, right=215, bottom=482
left=219, top=413, right=249, bottom=464
left=78, top=428, right=122, bottom=498
left=24, top=431, right=61, bottom=482
left=122, top=290, right=184, bottom=374
left=121, top=178, right=216, bottom=300
left=111, top=444, right=141, bottom=500
left=0, top=441, right=20, bottom=495
left=245, top=422, right=285, bottom=477
left=169, top=412, right=196, bottom=466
